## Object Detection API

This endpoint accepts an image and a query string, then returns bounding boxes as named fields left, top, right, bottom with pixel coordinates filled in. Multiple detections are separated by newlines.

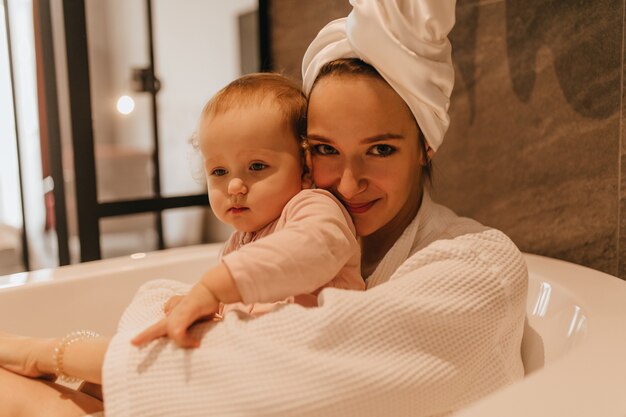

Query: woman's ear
left=420, top=143, right=434, bottom=166
left=301, top=139, right=314, bottom=189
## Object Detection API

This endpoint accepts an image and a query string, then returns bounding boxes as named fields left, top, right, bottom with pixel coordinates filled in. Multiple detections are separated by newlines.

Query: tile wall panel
left=435, top=0, right=621, bottom=276
left=618, top=1, right=626, bottom=279
left=269, top=0, right=351, bottom=80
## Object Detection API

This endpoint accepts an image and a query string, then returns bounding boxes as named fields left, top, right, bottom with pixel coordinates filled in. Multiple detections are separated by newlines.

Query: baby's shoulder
left=286, top=188, right=344, bottom=210
left=280, top=188, right=354, bottom=229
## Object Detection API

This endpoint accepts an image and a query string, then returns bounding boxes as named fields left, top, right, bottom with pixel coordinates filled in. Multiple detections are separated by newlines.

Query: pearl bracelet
left=52, top=330, right=100, bottom=383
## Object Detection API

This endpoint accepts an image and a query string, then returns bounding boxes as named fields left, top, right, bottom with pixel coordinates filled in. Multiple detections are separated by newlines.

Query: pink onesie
left=219, top=188, right=364, bottom=316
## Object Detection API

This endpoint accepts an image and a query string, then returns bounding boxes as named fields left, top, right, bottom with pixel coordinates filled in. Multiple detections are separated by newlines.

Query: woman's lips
left=344, top=200, right=377, bottom=214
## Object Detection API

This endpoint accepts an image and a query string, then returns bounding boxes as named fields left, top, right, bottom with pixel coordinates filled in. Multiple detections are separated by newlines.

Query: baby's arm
left=223, top=189, right=361, bottom=304
left=160, top=232, right=239, bottom=316
left=135, top=190, right=358, bottom=347
left=132, top=262, right=240, bottom=347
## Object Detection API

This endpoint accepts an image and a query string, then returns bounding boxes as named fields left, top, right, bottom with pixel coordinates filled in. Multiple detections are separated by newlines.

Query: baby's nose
left=228, top=178, right=248, bottom=195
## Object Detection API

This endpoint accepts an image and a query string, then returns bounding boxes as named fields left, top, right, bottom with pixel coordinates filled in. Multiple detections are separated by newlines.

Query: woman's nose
left=336, top=166, right=366, bottom=200
left=228, top=178, right=248, bottom=195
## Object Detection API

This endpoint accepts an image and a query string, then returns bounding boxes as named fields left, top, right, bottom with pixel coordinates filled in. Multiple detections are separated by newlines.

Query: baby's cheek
left=207, top=190, right=225, bottom=215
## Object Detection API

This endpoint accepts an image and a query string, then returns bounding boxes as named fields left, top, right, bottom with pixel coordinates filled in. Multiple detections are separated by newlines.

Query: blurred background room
left=1, top=0, right=261, bottom=274
left=1, top=0, right=624, bottom=282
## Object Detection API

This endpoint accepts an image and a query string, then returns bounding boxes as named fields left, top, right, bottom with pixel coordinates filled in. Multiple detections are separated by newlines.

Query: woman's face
left=307, top=75, right=423, bottom=238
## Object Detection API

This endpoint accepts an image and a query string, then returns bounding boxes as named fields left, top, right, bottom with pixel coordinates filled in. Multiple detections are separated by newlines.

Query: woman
left=0, top=1, right=527, bottom=416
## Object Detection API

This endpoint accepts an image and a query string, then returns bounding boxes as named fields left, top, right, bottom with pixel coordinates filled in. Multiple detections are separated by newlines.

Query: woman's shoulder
left=423, top=198, right=491, bottom=240
left=404, top=194, right=527, bottom=282
left=399, top=225, right=528, bottom=293
left=367, top=194, right=526, bottom=289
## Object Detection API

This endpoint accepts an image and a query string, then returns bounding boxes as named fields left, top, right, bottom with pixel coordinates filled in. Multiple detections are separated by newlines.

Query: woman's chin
left=354, top=221, right=378, bottom=238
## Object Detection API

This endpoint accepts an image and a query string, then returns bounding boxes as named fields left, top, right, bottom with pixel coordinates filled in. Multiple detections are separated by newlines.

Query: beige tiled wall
left=269, top=0, right=624, bottom=278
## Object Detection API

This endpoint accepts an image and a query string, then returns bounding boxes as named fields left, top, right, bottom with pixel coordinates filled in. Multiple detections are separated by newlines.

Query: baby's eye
left=312, top=144, right=338, bottom=156
left=249, top=162, right=268, bottom=171
left=369, top=144, right=396, bottom=157
left=211, top=168, right=228, bottom=176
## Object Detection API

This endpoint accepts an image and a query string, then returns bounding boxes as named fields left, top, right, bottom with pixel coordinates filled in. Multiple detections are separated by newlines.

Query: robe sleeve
left=102, top=228, right=528, bottom=417
left=221, top=189, right=362, bottom=303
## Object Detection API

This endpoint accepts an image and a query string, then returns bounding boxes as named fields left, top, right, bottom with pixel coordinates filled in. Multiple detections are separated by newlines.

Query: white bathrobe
left=101, top=192, right=528, bottom=417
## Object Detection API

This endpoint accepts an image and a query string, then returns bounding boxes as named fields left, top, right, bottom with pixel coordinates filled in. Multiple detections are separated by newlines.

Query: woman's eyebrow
left=306, top=133, right=404, bottom=143
left=362, top=133, right=404, bottom=144
left=305, top=134, right=333, bottom=143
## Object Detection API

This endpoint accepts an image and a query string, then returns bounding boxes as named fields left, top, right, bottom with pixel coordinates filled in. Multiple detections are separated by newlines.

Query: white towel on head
left=302, top=0, right=456, bottom=152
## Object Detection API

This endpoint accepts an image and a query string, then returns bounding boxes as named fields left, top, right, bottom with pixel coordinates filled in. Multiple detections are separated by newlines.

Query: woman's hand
left=0, top=333, right=57, bottom=379
left=131, top=283, right=220, bottom=348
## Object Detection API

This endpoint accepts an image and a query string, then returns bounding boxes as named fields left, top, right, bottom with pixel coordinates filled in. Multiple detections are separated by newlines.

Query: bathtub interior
left=522, top=268, right=588, bottom=373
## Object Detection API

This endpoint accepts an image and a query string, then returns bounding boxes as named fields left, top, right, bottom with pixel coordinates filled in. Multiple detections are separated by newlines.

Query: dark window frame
left=52, top=0, right=271, bottom=263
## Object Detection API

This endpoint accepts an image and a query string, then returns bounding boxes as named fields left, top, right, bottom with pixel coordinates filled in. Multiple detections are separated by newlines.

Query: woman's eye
left=312, top=144, right=338, bottom=156
left=369, top=144, right=396, bottom=157
left=249, top=162, right=268, bottom=171
left=211, top=168, right=228, bottom=177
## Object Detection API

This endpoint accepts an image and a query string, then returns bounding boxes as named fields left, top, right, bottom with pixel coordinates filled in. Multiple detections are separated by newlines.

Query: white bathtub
left=0, top=245, right=625, bottom=416
left=0, top=244, right=221, bottom=337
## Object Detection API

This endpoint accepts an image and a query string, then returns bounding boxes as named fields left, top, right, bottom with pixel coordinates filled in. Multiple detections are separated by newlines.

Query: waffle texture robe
left=101, top=192, right=528, bottom=417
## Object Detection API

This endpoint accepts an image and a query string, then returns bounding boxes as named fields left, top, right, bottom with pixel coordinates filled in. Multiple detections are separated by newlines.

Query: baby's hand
left=132, top=284, right=220, bottom=348
left=163, top=295, right=185, bottom=315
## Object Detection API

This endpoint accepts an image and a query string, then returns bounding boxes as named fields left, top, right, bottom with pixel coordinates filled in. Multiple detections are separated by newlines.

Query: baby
left=133, top=73, right=364, bottom=347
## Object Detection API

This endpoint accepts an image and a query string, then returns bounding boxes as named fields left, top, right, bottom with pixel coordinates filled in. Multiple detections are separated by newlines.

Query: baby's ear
left=301, top=139, right=313, bottom=189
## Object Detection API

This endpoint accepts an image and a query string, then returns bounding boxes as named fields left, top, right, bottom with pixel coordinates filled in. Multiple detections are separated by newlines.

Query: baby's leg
left=0, top=367, right=103, bottom=417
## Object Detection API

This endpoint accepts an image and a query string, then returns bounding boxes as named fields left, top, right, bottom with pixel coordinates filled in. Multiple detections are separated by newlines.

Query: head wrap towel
left=302, top=0, right=456, bottom=152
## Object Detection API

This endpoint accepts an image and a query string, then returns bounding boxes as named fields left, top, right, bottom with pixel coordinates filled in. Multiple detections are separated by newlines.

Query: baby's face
left=199, top=105, right=303, bottom=233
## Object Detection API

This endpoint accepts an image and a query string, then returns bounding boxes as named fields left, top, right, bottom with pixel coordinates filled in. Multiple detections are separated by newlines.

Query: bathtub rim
left=0, top=243, right=224, bottom=291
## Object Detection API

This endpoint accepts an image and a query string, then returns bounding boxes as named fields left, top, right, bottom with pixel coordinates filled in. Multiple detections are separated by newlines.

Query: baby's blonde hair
left=201, top=73, right=307, bottom=141
left=190, top=73, right=309, bottom=184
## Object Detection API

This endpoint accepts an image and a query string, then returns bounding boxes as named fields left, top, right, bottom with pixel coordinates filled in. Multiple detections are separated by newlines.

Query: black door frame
left=3, top=0, right=30, bottom=270
left=55, top=0, right=271, bottom=262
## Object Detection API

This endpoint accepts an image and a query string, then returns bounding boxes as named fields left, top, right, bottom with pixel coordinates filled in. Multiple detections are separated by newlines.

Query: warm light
left=116, top=95, right=135, bottom=115
left=532, top=282, right=552, bottom=317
